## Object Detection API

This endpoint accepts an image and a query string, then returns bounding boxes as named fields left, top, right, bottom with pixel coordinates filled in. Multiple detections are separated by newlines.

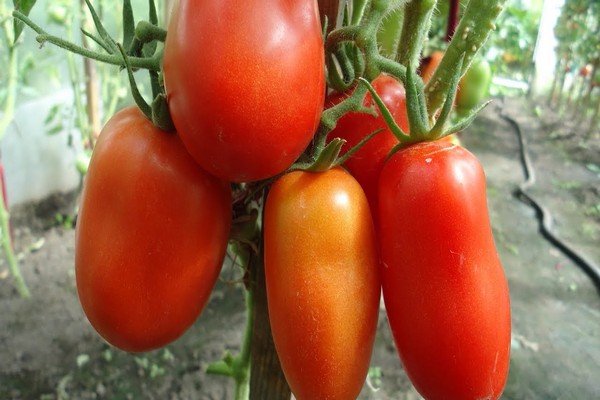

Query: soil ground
left=1, top=97, right=599, bottom=399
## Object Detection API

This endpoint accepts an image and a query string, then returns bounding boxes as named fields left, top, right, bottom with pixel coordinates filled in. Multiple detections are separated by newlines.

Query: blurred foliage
left=554, top=0, right=600, bottom=71
left=426, top=0, right=542, bottom=84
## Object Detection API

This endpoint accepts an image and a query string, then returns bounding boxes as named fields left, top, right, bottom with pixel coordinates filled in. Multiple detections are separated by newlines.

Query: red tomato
left=75, top=106, right=232, bottom=353
left=378, top=141, right=511, bottom=399
left=326, top=74, right=408, bottom=220
left=264, top=168, right=380, bottom=399
left=163, top=0, right=325, bottom=183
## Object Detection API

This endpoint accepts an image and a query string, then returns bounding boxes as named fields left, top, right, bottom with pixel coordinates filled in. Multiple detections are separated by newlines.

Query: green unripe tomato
left=456, top=58, right=492, bottom=111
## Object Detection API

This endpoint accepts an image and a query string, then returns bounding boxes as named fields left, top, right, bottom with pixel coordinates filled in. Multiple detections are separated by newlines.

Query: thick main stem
left=249, top=231, right=290, bottom=400
left=396, top=0, right=436, bottom=70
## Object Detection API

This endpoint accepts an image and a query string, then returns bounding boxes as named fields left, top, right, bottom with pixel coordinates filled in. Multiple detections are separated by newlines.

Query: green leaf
left=44, top=104, right=60, bottom=125
left=122, top=0, right=135, bottom=51
left=13, top=0, right=38, bottom=42
left=46, top=124, right=64, bottom=136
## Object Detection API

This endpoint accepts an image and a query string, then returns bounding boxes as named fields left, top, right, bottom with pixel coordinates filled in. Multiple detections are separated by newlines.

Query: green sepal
left=334, top=128, right=384, bottom=167
left=430, top=54, right=465, bottom=138
left=83, top=0, right=118, bottom=54
left=80, top=29, right=113, bottom=54
left=404, top=66, right=428, bottom=139
left=116, top=43, right=151, bottom=119
left=306, top=138, right=346, bottom=172
left=122, top=0, right=135, bottom=51
left=151, top=93, right=175, bottom=132
left=444, top=100, right=491, bottom=136
left=358, top=77, right=409, bottom=142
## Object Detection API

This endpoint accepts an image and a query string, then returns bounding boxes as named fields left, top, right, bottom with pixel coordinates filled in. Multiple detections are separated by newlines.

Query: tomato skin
left=420, top=50, right=444, bottom=84
left=378, top=141, right=511, bottom=400
left=163, top=0, right=325, bottom=183
left=264, top=168, right=380, bottom=400
left=326, top=74, right=408, bottom=220
left=456, top=57, right=492, bottom=112
left=75, top=106, right=232, bottom=353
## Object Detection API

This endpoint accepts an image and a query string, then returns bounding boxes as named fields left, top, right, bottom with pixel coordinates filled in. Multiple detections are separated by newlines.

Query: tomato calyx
left=359, top=54, right=489, bottom=158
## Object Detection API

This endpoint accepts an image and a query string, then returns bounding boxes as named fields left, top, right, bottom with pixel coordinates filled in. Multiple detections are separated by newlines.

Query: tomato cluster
left=74, top=1, right=510, bottom=399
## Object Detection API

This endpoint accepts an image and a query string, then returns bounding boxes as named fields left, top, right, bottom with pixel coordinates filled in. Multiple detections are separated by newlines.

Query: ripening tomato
left=265, top=168, right=380, bottom=400
left=326, top=74, right=408, bottom=220
left=163, top=0, right=325, bottom=183
left=378, top=140, right=511, bottom=400
left=75, top=106, right=232, bottom=353
left=420, top=50, right=444, bottom=84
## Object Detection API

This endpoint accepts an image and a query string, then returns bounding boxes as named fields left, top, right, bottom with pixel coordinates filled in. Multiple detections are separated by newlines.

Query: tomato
left=75, top=106, right=232, bottom=353
left=264, top=168, right=380, bottom=399
left=326, top=74, right=408, bottom=221
left=579, top=64, right=591, bottom=77
left=163, top=0, right=325, bottom=183
left=378, top=140, right=511, bottom=399
left=456, top=57, right=492, bottom=112
left=420, top=50, right=444, bottom=84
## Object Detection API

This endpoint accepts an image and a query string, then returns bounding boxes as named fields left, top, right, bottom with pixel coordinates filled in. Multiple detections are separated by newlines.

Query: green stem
left=396, top=0, right=437, bottom=70
left=234, top=288, right=253, bottom=400
left=65, top=5, right=92, bottom=147
left=206, top=255, right=255, bottom=400
left=425, top=0, right=507, bottom=115
left=12, top=10, right=162, bottom=72
left=0, top=24, right=16, bottom=140
left=0, top=181, right=29, bottom=298
left=0, top=9, right=30, bottom=298
left=351, top=0, right=369, bottom=25
left=135, top=20, right=167, bottom=43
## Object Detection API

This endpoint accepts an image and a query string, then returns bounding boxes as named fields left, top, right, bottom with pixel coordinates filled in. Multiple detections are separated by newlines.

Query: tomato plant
left=14, top=0, right=511, bottom=397
left=75, top=106, right=232, bottom=353
left=163, top=0, right=325, bottom=183
left=264, top=168, right=380, bottom=399
left=326, top=74, right=409, bottom=220
left=378, top=140, right=511, bottom=400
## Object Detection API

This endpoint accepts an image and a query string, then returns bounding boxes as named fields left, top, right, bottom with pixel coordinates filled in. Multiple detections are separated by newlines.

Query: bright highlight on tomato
left=264, top=168, right=381, bottom=400
left=378, top=140, right=511, bottom=400
left=75, top=107, right=232, bottom=353
left=163, top=0, right=325, bottom=183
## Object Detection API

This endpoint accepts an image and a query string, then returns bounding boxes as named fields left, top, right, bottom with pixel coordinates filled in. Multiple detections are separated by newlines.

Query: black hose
left=495, top=99, right=600, bottom=295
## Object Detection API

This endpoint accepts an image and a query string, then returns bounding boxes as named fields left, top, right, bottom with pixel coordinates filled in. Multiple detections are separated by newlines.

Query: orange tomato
left=264, top=168, right=380, bottom=399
